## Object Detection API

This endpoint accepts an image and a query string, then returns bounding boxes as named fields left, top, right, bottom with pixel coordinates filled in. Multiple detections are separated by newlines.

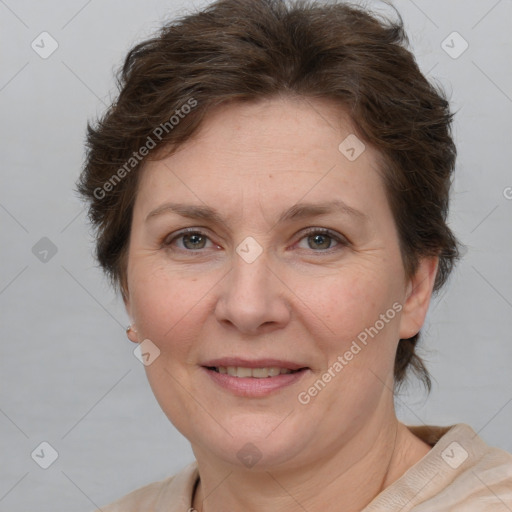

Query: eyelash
left=162, top=227, right=349, bottom=254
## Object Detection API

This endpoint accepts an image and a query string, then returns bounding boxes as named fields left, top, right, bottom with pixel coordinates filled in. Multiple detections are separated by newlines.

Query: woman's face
left=125, top=98, right=433, bottom=470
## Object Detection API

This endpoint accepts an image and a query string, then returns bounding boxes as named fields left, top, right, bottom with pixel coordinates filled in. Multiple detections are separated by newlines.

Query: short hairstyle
left=77, top=0, right=460, bottom=390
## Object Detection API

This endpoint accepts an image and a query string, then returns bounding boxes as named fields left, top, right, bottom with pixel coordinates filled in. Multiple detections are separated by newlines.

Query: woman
left=78, top=0, right=512, bottom=510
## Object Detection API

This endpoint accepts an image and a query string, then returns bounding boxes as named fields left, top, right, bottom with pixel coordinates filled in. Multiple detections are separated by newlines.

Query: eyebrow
left=277, top=200, right=368, bottom=224
left=145, top=199, right=368, bottom=225
left=146, top=202, right=225, bottom=225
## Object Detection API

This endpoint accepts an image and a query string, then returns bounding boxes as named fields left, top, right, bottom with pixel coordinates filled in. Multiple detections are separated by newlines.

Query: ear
left=122, top=289, right=139, bottom=344
left=399, top=257, right=438, bottom=339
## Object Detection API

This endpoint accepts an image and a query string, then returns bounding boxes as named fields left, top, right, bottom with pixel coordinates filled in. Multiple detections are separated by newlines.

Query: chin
left=191, top=413, right=315, bottom=471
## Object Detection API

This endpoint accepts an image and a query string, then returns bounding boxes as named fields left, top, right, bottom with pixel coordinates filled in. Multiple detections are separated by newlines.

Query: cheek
left=128, top=269, right=213, bottom=419
left=128, top=263, right=214, bottom=352
left=298, top=264, right=400, bottom=342
left=297, top=270, right=401, bottom=411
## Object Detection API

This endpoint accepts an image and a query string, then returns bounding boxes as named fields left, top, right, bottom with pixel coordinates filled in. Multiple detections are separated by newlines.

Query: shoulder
left=441, top=425, right=512, bottom=509
left=97, top=477, right=175, bottom=512
left=365, top=424, right=512, bottom=511
left=95, top=462, right=199, bottom=512
left=415, top=423, right=512, bottom=510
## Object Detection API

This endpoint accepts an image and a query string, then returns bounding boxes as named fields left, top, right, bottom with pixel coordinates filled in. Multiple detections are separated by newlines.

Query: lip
left=201, top=358, right=310, bottom=398
left=202, top=358, right=307, bottom=371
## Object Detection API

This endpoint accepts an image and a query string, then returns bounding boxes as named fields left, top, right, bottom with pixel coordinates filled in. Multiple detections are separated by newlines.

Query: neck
left=191, top=417, right=431, bottom=512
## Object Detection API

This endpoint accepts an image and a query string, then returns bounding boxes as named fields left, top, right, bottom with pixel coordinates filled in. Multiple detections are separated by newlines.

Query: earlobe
left=399, top=257, right=439, bottom=340
left=126, top=324, right=139, bottom=343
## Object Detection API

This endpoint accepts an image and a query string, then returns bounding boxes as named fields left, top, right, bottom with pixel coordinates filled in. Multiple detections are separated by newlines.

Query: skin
left=124, top=97, right=438, bottom=512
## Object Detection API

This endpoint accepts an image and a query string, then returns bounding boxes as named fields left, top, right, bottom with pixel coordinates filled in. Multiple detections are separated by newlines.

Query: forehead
left=167, top=97, right=362, bottom=170
left=134, top=97, right=387, bottom=222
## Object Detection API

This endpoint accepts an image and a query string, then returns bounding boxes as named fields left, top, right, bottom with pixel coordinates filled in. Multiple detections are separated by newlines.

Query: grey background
left=1, top=0, right=511, bottom=510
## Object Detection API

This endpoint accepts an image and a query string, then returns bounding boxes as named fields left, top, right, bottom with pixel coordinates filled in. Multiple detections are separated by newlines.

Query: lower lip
left=203, top=367, right=309, bottom=397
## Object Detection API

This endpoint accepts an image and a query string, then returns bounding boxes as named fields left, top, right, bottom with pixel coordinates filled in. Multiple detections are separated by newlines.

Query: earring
left=126, top=325, right=138, bottom=342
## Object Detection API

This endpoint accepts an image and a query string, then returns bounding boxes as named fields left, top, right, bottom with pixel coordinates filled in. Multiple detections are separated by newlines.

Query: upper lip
left=202, top=358, right=308, bottom=371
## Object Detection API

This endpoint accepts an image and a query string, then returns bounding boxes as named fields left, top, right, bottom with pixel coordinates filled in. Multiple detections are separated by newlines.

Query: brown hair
left=77, top=0, right=459, bottom=390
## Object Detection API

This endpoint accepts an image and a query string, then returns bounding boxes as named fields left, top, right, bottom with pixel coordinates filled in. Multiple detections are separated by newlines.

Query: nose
left=214, top=252, right=291, bottom=335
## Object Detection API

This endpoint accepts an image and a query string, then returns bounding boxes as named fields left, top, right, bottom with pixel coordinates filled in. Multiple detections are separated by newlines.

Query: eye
left=163, top=229, right=217, bottom=251
left=295, top=228, right=347, bottom=251
left=180, top=232, right=209, bottom=250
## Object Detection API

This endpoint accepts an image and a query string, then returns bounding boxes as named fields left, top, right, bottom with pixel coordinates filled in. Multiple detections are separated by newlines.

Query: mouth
left=206, top=366, right=305, bottom=378
left=201, top=359, right=310, bottom=397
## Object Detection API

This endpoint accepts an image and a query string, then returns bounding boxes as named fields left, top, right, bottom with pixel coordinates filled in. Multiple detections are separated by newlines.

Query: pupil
left=309, top=234, right=331, bottom=250
left=184, top=234, right=205, bottom=249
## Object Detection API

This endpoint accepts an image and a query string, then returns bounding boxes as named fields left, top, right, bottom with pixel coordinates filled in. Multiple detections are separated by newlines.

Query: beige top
left=97, top=424, right=512, bottom=511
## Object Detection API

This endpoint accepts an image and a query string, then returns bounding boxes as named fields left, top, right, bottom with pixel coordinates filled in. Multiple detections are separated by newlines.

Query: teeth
left=215, top=366, right=295, bottom=378
left=252, top=367, right=271, bottom=378
left=236, top=367, right=252, bottom=378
